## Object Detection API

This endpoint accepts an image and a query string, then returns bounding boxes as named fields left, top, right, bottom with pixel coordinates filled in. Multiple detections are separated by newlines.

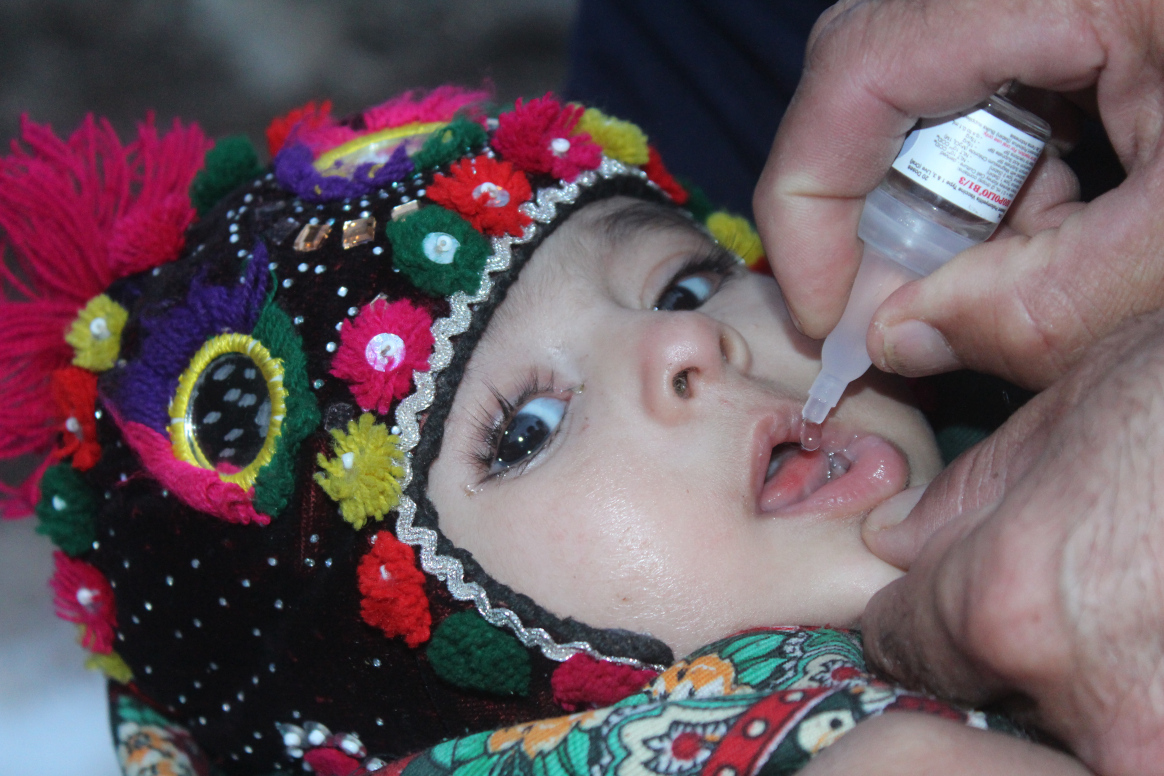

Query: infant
left=0, top=86, right=1083, bottom=776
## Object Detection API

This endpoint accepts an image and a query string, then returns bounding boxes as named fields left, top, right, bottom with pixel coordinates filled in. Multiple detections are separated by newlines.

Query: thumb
left=862, top=394, right=1055, bottom=569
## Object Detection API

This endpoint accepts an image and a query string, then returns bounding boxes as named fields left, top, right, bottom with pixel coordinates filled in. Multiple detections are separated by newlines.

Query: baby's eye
left=491, top=396, right=568, bottom=473
left=655, top=275, right=718, bottom=311
left=653, top=250, right=739, bottom=311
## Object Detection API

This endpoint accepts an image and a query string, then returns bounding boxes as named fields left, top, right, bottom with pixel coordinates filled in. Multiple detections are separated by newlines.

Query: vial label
left=891, top=108, right=1046, bottom=223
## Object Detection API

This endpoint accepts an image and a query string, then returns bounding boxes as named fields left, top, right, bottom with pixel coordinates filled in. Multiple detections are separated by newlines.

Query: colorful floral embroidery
left=35, top=462, right=99, bottom=556
left=358, top=530, right=431, bottom=647
left=488, top=709, right=607, bottom=758
left=552, top=653, right=658, bottom=711
left=273, top=87, right=489, bottom=202
left=110, top=243, right=318, bottom=524
left=412, top=118, right=489, bottom=171
left=706, top=211, right=765, bottom=268
left=427, top=611, right=531, bottom=696
left=117, top=721, right=203, bottom=776
left=400, top=629, right=1000, bottom=776
left=625, top=701, right=740, bottom=775
left=50, top=551, right=116, bottom=654
left=648, top=653, right=747, bottom=701
left=330, top=299, right=434, bottom=414
left=385, top=205, right=490, bottom=297
left=643, top=146, right=689, bottom=206
left=315, top=413, right=406, bottom=530
left=266, top=99, right=333, bottom=157
left=65, top=294, right=128, bottom=372
left=168, top=333, right=288, bottom=490
left=493, top=95, right=602, bottom=181
left=86, top=650, right=134, bottom=683
left=576, top=108, right=649, bottom=165
left=50, top=366, right=101, bottom=470
left=426, top=155, right=533, bottom=237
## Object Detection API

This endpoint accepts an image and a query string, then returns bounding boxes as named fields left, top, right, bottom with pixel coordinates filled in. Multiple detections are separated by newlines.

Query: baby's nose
left=637, top=312, right=748, bottom=422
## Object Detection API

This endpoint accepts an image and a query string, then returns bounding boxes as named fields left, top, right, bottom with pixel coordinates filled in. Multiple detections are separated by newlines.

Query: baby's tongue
left=762, top=448, right=832, bottom=511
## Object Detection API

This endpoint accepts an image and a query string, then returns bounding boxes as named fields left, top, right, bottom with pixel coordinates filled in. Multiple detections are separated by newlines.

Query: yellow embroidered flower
left=314, top=413, right=405, bottom=529
left=488, top=708, right=609, bottom=757
left=576, top=108, right=649, bottom=165
left=85, top=650, right=134, bottom=683
left=706, top=212, right=765, bottom=268
left=65, top=294, right=128, bottom=372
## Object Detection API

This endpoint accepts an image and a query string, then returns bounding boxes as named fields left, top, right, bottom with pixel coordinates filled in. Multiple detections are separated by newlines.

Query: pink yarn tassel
left=300, top=85, right=491, bottom=155
left=116, top=415, right=268, bottom=527
left=0, top=113, right=210, bottom=498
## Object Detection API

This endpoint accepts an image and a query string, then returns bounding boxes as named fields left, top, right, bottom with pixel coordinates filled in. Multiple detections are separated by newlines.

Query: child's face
left=428, top=197, right=942, bottom=657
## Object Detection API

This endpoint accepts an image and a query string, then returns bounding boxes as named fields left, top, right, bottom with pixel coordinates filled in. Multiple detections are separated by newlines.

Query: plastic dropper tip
left=801, top=394, right=833, bottom=425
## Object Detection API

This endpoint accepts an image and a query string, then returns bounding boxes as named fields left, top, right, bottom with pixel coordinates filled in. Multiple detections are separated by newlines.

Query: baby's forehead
left=556, top=196, right=710, bottom=252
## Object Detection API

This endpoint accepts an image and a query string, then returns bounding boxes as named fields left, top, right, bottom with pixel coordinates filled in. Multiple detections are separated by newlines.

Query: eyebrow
left=591, top=200, right=705, bottom=248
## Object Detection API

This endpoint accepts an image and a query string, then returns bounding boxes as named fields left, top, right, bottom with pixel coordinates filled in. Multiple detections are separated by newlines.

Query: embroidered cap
left=0, top=86, right=768, bottom=775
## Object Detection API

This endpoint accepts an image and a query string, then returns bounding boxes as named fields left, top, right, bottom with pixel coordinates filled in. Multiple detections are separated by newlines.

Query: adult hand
left=859, top=310, right=1164, bottom=776
left=754, top=0, right=1164, bottom=390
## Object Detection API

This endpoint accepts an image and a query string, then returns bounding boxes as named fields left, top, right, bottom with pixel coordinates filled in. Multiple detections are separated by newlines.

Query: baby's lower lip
left=758, top=434, right=908, bottom=519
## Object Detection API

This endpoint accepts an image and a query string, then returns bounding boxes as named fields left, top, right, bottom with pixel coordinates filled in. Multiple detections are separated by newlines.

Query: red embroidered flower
left=266, top=99, right=333, bottom=157
left=552, top=653, right=658, bottom=711
left=358, top=531, right=431, bottom=648
left=50, top=551, right=116, bottom=653
left=426, top=155, right=533, bottom=237
left=643, top=145, right=689, bottom=205
left=493, top=95, right=602, bottom=181
left=330, top=300, right=434, bottom=415
left=303, top=748, right=361, bottom=776
left=50, top=367, right=101, bottom=471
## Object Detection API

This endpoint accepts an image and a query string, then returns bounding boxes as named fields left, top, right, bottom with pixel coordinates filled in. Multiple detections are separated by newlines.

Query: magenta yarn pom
left=330, top=299, right=435, bottom=415
left=552, top=653, right=658, bottom=711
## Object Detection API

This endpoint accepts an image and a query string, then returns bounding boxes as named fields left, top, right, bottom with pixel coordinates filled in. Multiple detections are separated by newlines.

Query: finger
left=754, top=0, right=1105, bottom=338
left=868, top=166, right=1164, bottom=388
left=1004, top=155, right=1083, bottom=235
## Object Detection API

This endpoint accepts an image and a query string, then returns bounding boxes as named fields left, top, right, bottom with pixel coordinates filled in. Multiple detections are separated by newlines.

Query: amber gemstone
left=292, top=222, right=333, bottom=252
left=342, top=217, right=377, bottom=249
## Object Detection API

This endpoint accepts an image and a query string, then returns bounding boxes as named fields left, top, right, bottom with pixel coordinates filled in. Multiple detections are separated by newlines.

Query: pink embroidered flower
left=493, top=95, right=602, bottom=181
left=426, top=155, right=533, bottom=237
left=50, top=551, right=116, bottom=653
left=330, top=299, right=434, bottom=415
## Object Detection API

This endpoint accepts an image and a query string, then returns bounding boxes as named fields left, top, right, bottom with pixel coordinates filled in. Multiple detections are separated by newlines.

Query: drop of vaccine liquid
left=800, top=421, right=822, bottom=452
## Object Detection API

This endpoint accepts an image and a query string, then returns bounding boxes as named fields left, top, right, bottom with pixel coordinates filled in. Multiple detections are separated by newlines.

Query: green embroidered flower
left=385, top=205, right=489, bottom=297
left=427, top=611, right=531, bottom=695
left=412, top=118, right=489, bottom=171
left=35, top=463, right=99, bottom=556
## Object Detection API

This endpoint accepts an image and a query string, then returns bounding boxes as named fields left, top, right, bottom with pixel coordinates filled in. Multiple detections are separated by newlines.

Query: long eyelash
left=468, top=369, right=557, bottom=477
left=656, top=245, right=742, bottom=305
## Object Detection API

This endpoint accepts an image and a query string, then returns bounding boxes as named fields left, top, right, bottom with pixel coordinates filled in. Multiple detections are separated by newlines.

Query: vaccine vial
left=800, top=91, right=1051, bottom=445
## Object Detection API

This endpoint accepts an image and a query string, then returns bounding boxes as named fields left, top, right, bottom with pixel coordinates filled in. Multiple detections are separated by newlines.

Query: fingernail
left=865, top=485, right=926, bottom=533
left=882, top=320, right=960, bottom=375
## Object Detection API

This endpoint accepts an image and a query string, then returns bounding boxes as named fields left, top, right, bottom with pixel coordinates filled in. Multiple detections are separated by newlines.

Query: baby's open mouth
left=762, top=443, right=852, bottom=511
left=755, top=425, right=910, bottom=518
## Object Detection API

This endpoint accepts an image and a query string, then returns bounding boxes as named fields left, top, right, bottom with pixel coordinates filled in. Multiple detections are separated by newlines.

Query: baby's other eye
left=655, top=275, right=717, bottom=311
left=653, top=249, right=739, bottom=311
left=491, top=396, right=567, bottom=473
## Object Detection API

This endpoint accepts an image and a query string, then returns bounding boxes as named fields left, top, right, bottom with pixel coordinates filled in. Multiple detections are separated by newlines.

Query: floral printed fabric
left=394, top=628, right=1003, bottom=776
left=105, top=628, right=1007, bottom=776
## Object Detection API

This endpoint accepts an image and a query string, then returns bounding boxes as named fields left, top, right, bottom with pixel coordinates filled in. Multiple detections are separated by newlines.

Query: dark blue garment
left=564, top=0, right=834, bottom=216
